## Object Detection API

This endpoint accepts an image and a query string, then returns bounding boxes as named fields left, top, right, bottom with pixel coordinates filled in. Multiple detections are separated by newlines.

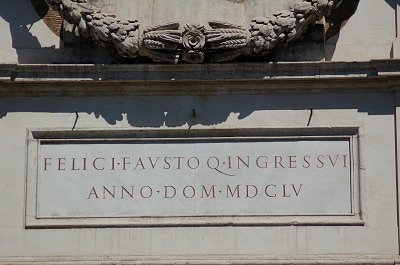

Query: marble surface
left=31, top=136, right=353, bottom=219
left=99, top=0, right=294, bottom=28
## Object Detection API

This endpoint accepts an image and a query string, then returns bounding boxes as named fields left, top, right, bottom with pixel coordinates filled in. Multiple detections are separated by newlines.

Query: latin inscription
left=35, top=139, right=353, bottom=218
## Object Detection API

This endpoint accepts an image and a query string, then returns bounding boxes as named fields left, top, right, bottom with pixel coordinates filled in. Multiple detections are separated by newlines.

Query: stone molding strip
left=0, top=60, right=399, bottom=81
left=43, top=0, right=342, bottom=63
left=1, top=60, right=400, bottom=96
left=0, top=255, right=399, bottom=265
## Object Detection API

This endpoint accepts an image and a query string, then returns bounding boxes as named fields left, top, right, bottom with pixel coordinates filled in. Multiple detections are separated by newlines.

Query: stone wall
left=1, top=61, right=400, bottom=264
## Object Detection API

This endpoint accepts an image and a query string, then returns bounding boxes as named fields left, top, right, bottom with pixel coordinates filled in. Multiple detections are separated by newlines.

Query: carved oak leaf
left=250, top=0, right=340, bottom=55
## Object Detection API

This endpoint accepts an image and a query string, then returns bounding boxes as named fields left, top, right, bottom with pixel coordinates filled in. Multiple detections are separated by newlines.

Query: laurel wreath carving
left=44, top=0, right=342, bottom=63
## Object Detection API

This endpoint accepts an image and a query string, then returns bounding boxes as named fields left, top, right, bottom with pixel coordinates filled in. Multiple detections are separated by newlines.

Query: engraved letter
left=246, top=185, right=258, bottom=198
left=164, top=186, right=176, bottom=198
left=134, top=158, right=145, bottom=170
left=303, top=155, right=310, bottom=168
left=164, top=157, right=171, bottom=169
left=187, top=157, right=200, bottom=169
left=265, top=184, right=276, bottom=197
left=93, top=157, right=105, bottom=170
left=226, top=185, right=240, bottom=198
left=122, top=157, right=130, bottom=170
left=292, top=184, right=303, bottom=197
left=111, top=157, right=117, bottom=170
left=227, top=156, right=232, bottom=169
left=201, top=185, right=216, bottom=198
left=237, top=156, right=250, bottom=169
left=58, top=158, right=66, bottom=171
left=274, top=156, right=285, bottom=168
left=148, top=157, right=160, bottom=169
left=140, top=186, right=153, bottom=198
left=317, top=155, right=325, bottom=168
left=343, top=155, right=348, bottom=168
left=43, top=158, right=51, bottom=171
left=121, top=186, right=134, bottom=199
left=82, top=157, right=87, bottom=171
left=174, top=156, right=184, bottom=169
left=102, top=186, right=116, bottom=199
left=328, top=155, right=339, bottom=167
left=282, top=184, right=291, bottom=197
left=289, top=156, right=297, bottom=168
left=71, top=157, right=80, bottom=171
left=87, top=186, right=99, bottom=199
left=256, top=156, right=268, bottom=168
left=183, top=186, right=195, bottom=198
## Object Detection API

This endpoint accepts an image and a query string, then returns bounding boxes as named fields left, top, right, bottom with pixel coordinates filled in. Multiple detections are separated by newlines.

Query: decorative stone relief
left=44, top=0, right=343, bottom=63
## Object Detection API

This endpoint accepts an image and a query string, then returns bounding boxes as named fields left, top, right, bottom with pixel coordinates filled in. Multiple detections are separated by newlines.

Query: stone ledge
left=1, top=60, right=400, bottom=81
left=0, top=255, right=399, bottom=265
left=1, top=60, right=400, bottom=96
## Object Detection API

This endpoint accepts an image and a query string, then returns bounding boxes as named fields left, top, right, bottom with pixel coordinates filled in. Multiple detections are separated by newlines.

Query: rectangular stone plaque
left=25, top=128, right=361, bottom=227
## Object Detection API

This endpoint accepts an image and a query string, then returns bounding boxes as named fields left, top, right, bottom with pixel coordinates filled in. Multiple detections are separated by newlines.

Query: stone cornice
left=0, top=60, right=400, bottom=96
left=0, top=254, right=399, bottom=265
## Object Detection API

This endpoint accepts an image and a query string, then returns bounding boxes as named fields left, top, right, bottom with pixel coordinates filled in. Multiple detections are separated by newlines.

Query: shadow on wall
left=0, top=93, right=394, bottom=128
left=384, top=0, right=398, bottom=12
left=325, top=0, right=360, bottom=61
left=0, top=0, right=61, bottom=63
left=325, top=0, right=398, bottom=60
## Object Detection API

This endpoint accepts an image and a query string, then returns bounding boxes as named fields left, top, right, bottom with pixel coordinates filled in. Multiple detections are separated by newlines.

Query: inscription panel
left=26, top=129, right=361, bottom=227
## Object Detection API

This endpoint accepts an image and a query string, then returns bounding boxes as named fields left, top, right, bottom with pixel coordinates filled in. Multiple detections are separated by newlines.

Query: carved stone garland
left=44, top=0, right=343, bottom=64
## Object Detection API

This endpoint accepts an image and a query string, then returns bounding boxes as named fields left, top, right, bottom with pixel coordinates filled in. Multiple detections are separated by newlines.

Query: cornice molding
left=1, top=60, right=400, bottom=96
left=0, top=254, right=399, bottom=265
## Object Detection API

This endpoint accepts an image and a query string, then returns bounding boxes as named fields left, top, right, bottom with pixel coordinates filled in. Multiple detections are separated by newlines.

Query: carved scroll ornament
left=44, top=0, right=343, bottom=63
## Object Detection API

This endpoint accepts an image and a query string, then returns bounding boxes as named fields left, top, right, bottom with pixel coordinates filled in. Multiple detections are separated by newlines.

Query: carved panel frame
left=25, top=126, right=362, bottom=228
